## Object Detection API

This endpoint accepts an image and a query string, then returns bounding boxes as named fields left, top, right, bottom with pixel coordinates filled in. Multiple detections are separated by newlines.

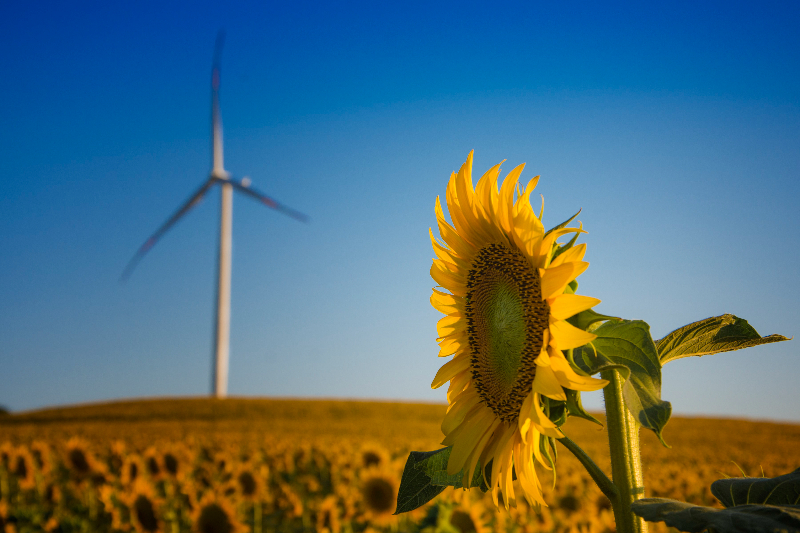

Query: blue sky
left=1, top=1, right=798, bottom=423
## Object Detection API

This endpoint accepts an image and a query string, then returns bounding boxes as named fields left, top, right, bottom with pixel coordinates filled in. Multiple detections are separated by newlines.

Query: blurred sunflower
left=359, top=466, right=398, bottom=527
left=0, top=442, right=13, bottom=470
left=430, top=152, right=608, bottom=507
left=143, top=447, right=162, bottom=480
left=64, top=437, right=104, bottom=484
left=230, top=463, right=261, bottom=502
left=190, top=492, right=246, bottom=533
left=126, top=480, right=164, bottom=533
left=358, top=443, right=389, bottom=469
left=107, top=441, right=127, bottom=477
left=29, top=441, right=53, bottom=477
left=448, top=501, right=491, bottom=533
left=10, top=446, right=36, bottom=490
left=161, top=443, right=190, bottom=482
left=121, top=453, right=144, bottom=487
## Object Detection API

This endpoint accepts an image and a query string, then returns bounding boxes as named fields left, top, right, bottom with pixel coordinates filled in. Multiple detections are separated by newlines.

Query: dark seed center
left=363, top=478, right=395, bottom=513
left=465, top=243, right=549, bottom=422
left=197, top=504, right=233, bottom=533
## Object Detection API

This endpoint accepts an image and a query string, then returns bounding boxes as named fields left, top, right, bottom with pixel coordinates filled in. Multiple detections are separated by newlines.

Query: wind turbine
left=121, top=32, right=308, bottom=398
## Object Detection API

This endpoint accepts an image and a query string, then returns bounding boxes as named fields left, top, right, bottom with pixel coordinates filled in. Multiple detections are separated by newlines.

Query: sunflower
left=29, top=441, right=53, bottom=477
left=143, top=447, right=162, bottom=480
left=10, top=446, right=36, bottom=491
left=107, top=441, right=127, bottom=477
left=190, top=492, right=246, bottom=533
left=0, top=442, right=13, bottom=470
left=429, top=151, right=608, bottom=508
left=358, top=443, right=390, bottom=469
left=121, top=453, right=144, bottom=487
left=227, top=461, right=262, bottom=502
left=448, top=501, right=492, bottom=533
left=64, top=437, right=105, bottom=484
left=358, top=466, right=399, bottom=527
left=125, top=479, right=164, bottom=533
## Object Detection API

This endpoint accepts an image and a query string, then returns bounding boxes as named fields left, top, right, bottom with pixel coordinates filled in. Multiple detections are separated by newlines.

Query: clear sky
left=2, top=1, right=798, bottom=423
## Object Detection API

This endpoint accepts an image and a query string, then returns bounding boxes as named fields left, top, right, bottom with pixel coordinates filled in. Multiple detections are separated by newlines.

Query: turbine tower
left=122, top=32, right=308, bottom=398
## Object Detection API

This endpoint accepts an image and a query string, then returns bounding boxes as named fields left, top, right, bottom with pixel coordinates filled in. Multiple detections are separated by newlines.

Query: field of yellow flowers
left=1, top=398, right=798, bottom=533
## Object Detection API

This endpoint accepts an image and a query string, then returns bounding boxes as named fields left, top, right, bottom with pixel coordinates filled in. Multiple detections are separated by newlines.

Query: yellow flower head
left=359, top=466, right=399, bottom=526
left=429, top=151, right=608, bottom=508
left=191, top=492, right=247, bottom=533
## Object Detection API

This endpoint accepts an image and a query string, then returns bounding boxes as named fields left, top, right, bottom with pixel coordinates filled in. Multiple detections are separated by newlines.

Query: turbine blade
left=216, top=176, right=310, bottom=223
left=120, top=179, right=216, bottom=281
left=211, top=30, right=226, bottom=177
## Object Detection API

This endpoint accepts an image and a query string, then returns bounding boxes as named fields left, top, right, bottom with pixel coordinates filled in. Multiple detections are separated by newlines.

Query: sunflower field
left=0, top=398, right=798, bottom=533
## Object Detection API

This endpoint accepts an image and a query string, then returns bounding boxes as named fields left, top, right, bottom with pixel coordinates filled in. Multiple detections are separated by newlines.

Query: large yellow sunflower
left=429, top=151, right=608, bottom=509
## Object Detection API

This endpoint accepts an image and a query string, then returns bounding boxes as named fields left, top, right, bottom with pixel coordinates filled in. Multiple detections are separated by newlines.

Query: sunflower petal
left=430, top=260, right=467, bottom=295
left=464, top=418, right=500, bottom=487
left=431, top=354, right=471, bottom=389
left=530, top=393, right=564, bottom=439
left=532, top=363, right=567, bottom=401
left=475, top=162, right=503, bottom=221
left=548, top=294, right=601, bottom=320
left=437, top=335, right=466, bottom=357
left=497, top=163, right=525, bottom=236
left=540, top=261, right=589, bottom=299
left=549, top=317, right=596, bottom=350
left=447, top=370, right=472, bottom=402
left=435, top=197, right=475, bottom=260
left=442, top=391, right=481, bottom=435
left=431, top=288, right=462, bottom=315
left=447, top=407, right=495, bottom=475
left=549, top=348, right=609, bottom=391
left=437, top=315, right=464, bottom=337
left=549, top=242, right=586, bottom=268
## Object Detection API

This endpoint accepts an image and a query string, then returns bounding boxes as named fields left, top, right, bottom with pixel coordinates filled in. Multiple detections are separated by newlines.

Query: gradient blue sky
left=2, top=1, right=798, bottom=423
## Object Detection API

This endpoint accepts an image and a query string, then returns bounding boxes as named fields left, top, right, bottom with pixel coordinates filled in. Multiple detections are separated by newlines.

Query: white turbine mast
left=121, top=31, right=308, bottom=398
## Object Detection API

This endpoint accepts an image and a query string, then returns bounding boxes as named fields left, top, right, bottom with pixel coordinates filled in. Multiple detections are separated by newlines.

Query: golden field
left=1, top=398, right=798, bottom=533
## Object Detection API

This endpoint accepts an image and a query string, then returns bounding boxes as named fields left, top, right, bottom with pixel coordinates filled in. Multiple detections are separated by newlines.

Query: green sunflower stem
left=557, top=435, right=617, bottom=503
left=602, top=369, right=647, bottom=533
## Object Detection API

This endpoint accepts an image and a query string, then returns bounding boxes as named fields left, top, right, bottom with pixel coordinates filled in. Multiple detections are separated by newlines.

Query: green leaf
left=395, top=450, right=449, bottom=514
left=712, top=468, right=800, bottom=508
left=416, top=447, right=483, bottom=489
left=544, top=208, right=581, bottom=237
left=630, top=498, right=800, bottom=533
left=574, top=320, right=672, bottom=445
left=395, top=447, right=488, bottom=513
left=543, top=397, right=567, bottom=427
left=564, top=388, right=602, bottom=426
left=656, top=314, right=790, bottom=365
left=564, top=279, right=578, bottom=294
left=566, top=308, right=620, bottom=332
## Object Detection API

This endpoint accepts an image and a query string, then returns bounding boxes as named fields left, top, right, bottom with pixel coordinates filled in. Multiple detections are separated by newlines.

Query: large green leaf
left=656, top=314, right=790, bottom=365
left=395, top=448, right=486, bottom=514
left=574, top=320, right=671, bottom=444
left=395, top=450, right=448, bottom=514
left=631, top=498, right=800, bottom=533
left=712, top=468, right=800, bottom=508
